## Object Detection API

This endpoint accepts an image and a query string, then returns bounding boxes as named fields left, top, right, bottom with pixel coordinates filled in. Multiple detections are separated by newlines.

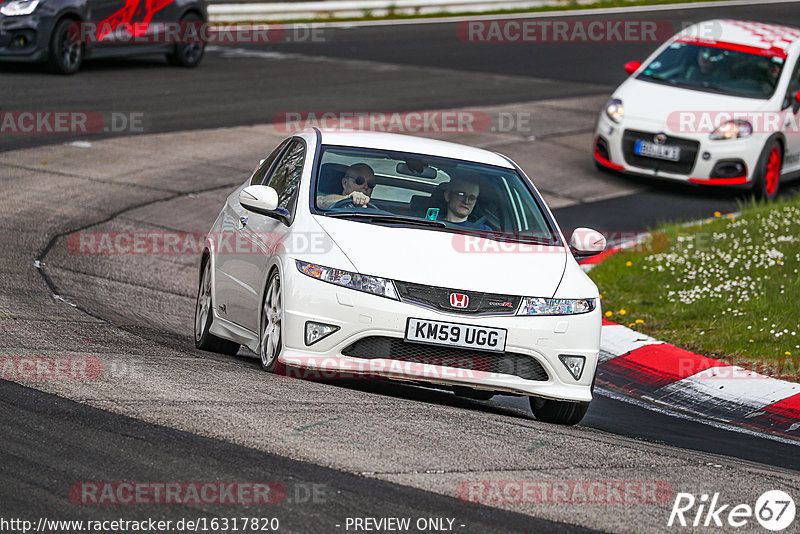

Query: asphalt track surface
left=2, top=1, right=800, bottom=532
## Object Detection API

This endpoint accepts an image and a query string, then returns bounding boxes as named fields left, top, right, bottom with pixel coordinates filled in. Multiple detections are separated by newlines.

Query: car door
left=780, top=57, right=800, bottom=173
left=222, top=138, right=307, bottom=332
left=213, top=140, right=289, bottom=331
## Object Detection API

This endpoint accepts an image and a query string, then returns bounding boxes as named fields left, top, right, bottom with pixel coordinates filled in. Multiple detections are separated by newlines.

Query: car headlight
left=296, top=260, right=398, bottom=300
left=709, top=120, right=753, bottom=140
left=0, top=0, right=40, bottom=16
left=605, top=98, right=624, bottom=123
left=517, top=297, right=596, bottom=316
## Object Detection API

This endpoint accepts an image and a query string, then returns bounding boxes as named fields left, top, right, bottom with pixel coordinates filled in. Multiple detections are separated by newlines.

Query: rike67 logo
left=668, top=490, right=795, bottom=531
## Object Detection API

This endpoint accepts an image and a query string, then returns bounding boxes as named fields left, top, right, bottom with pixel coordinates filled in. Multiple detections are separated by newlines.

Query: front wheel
left=48, top=18, right=84, bottom=75
left=260, top=271, right=283, bottom=372
left=529, top=397, right=589, bottom=425
left=166, top=13, right=205, bottom=67
left=753, top=139, right=782, bottom=201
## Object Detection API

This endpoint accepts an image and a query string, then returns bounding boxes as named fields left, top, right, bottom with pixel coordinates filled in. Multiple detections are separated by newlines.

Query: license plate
left=635, top=140, right=680, bottom=161
left=405, top=318, right=507, bottom=353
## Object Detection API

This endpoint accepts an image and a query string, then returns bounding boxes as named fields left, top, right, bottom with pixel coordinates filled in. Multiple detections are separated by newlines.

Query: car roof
left=313, top=129, right=515, bottom=169
left=677, top=19, right=800, bottom=58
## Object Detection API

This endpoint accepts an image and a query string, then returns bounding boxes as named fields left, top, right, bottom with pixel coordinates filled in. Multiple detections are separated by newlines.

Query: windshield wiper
left=324, top=212, right=449, bottom=228
left=638, top=72, right=678, bottom=85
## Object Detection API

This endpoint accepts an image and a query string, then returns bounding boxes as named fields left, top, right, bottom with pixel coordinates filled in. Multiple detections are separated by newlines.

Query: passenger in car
left=442, top=177, right=492, bottom=231
left=318, top=163, right=376, bottom=208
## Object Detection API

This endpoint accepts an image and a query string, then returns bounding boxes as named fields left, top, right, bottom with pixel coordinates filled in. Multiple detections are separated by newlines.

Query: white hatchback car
left=594, top=19, right=800, bottom=199
left=194, top=130, right=606, bottom=425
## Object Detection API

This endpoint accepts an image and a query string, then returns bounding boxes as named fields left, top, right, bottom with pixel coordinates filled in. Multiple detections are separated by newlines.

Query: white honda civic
left=594, top=19, right=800, bottom=200
left=194, top=130, right=606, bottom=425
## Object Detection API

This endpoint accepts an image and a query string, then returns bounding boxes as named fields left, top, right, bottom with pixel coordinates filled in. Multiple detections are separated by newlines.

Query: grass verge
left=588, top=196, right=800, bottom=382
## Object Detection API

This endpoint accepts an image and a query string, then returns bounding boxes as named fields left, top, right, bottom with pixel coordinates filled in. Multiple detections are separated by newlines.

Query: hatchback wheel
left=166, top=13, right=205, bottom=67
left=530, top=397, right=589, bottom=425
left=260, top=271, right=283, bottom=372
left=48, top=18, right=84, bottom=75
left=754, top=139, right=782, bottom=201
left=195, top=258, right=240, bottom=355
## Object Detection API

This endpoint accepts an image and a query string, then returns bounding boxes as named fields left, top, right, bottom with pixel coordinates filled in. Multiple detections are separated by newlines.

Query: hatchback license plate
left=405, top=318, right=507, bottom=353
left=635, top=140, right=680, bottom=161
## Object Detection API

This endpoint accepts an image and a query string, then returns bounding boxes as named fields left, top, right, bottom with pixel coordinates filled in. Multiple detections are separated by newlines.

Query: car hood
left=616, top=78, right=773, bottom=130
left=314, top=216, right=568, bottom=297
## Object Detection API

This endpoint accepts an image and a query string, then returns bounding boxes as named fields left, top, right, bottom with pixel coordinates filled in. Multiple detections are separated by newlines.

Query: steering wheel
left=330, top=198, right=381, bottom=210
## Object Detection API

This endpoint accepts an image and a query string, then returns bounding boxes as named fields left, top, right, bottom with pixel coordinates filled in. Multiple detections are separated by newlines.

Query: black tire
left=753, top=138, right=782, bottom=201
left=259, top=270, right=283, bottom=373
left=166, top=13, right=205, bottom=68
left=194, top=257, right=240, bottom=355
left=48, top=18, right=84, bottom=75
left=529, top=397, right=590, bottom=425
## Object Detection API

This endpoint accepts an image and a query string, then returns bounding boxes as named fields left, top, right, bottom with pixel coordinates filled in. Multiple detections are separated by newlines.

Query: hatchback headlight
left=517, top=297, right=596, bottom=316
left=605, top=99, right=624, bottom=123
left=710, top=120, right=753, bottom=140
left=296, top=260, right=398, bottom=300
left=1, top=0, right=39, bottom=16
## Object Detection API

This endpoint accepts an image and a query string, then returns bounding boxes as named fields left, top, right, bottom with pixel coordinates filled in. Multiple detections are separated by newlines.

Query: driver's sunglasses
left=453, top=191, right=479, bottom=203
left=346, top=175, right=376, bottom=189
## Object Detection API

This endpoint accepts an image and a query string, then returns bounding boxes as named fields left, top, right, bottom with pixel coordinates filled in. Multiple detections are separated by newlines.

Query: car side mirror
left=569, top=227, right=607, bottom=258
left=239, top=185, right=278, bottom=213
left=624, top=61, right=641, bottom=75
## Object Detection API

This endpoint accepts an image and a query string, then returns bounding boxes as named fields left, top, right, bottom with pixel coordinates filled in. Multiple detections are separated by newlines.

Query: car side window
left=250, top=140, right=290, bottom=186
left=783, top=58, right=800, bottom=109
left=265, top=139, right=306, bottom=216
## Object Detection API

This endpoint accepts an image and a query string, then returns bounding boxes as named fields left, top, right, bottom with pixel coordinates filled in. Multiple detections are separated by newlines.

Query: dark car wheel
left=166, top=13, right=205, bottom=68
left=48, top=18, right=84, bottom=75
left=753, top=139, right=782, bottom=201
left=530, top=397, right=589, bottom=425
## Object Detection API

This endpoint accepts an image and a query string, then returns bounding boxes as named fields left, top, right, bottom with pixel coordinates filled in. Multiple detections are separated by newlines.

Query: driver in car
left=443, top=177, right=492, bottom=231
left=318, top=163, right=376, bottom=208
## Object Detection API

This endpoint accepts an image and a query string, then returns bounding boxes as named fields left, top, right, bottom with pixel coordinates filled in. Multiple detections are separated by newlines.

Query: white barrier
left=208, top=0, right=593, bottom=22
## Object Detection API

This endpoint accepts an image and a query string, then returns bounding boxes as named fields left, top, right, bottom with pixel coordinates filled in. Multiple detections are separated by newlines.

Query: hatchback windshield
left=313, top=145, right=559, bottom=244
left=637, top=41, right=785, bottom=99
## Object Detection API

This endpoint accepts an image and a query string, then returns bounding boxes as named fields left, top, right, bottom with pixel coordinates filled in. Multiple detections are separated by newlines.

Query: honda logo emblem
left=450, top=293, right=469, bottom=308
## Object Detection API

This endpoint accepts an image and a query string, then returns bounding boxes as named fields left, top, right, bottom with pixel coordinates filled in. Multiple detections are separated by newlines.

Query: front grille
left=622, top=129, right=699, bottom=175
left=394, top=281, right=520, bottom=316
left=341, top=336, right=549, bottom=382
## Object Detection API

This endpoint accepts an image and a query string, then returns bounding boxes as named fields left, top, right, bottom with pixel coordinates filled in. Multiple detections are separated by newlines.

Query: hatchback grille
left=394, top=281, right=520, bottom=316
left=341, top=336, right=549, bottom=382
left=622, top=129, right=699, bottom=175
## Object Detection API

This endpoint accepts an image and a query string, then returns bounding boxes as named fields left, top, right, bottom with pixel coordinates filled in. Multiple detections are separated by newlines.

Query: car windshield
left=637, top=41, right=785, bottom=99
left=313, top=145, right=560, bottom=245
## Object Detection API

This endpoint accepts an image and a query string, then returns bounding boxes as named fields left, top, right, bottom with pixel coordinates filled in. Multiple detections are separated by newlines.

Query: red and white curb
left=580, top=224, right=800, bottom=442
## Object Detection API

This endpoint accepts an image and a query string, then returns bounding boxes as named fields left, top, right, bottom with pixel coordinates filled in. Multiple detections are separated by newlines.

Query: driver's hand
left=349, top=191, right=370, bottom=207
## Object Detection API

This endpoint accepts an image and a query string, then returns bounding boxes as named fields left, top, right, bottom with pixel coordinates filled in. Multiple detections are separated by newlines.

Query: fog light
left=305, top=321, right=339, bottom=346
left=559, top=355, right=585, bottom=380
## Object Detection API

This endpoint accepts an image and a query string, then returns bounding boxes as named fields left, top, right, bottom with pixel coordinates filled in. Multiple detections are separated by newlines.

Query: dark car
left=0, top=0, right=207, bottom=73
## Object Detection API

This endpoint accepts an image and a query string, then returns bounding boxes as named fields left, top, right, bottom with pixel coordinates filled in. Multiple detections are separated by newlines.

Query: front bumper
left=593, top=113, right=762, bottom=188
left=278, top=263, right=600, bottom=403
left=0, top=13, right=49, bottom=62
